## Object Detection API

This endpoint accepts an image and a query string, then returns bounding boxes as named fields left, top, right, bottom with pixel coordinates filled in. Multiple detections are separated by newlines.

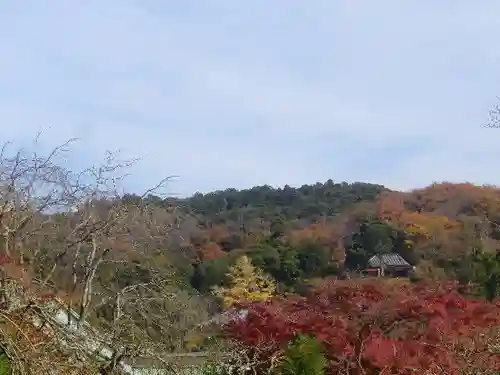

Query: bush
left=0, top=350, right=10, bottom=375
left=277, top=335, right=328, bottom=375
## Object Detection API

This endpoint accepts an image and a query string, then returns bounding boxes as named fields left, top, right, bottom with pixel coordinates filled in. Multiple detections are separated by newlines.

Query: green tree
left=297, top=244, right=331, bottom=278
left=277, top=247, right=302, bottom=285
left=277, top=335, right=328, bottom=375
left=191, top=258, right=231, bottom=292
left=346, top=220, right=395, bottom=269
left=248, top=244, right=281, bottom=276
left=469, top=249, right=500, bottom=302
left=0, top=351, right=10, bottom=375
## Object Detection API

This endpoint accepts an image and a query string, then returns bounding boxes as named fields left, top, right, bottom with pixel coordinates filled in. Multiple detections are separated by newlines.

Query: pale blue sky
left=1, top=1, right=499, bottom=197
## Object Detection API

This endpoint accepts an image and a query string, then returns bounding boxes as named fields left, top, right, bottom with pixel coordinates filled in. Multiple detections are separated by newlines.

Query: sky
left=1, top=1, right=500, bottom=197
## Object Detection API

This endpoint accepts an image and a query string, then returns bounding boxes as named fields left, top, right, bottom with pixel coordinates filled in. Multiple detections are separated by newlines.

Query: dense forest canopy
left=167, top=180, right=387, bottom=219
left=125, top=180, right=387, bottom=238
left=182, top=182, right=500, bottom=290
left=121, top=180, right=500, bottom=296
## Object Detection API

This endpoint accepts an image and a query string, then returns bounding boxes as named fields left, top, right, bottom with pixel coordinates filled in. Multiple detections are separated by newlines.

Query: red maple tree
left=225, top=280, right=500, bottom=375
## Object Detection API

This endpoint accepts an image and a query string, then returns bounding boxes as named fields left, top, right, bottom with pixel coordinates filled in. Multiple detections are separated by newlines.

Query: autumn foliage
left=198, top=242, right=227, bottom=262
left=213, top=255, right=276, bottom=308
left=225, top=279, right=500, bottom=375
left=286, top=223, right=346, bottom=265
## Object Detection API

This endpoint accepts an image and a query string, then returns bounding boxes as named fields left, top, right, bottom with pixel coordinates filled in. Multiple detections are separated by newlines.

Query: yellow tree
left=213, top=255, right=276, bottom=308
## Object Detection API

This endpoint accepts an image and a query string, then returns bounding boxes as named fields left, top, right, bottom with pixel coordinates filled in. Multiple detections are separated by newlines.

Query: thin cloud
left=0, top=0, right=499, bottom=195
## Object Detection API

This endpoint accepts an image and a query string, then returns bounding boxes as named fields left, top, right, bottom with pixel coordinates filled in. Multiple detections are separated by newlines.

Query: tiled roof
left=368, top=253, right=411, bottom=268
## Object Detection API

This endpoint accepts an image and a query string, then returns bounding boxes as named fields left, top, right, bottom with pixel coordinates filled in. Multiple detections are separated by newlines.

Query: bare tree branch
left=483, top=97, right=500, bottom=128
left=0, top=135, right=208, bottom=374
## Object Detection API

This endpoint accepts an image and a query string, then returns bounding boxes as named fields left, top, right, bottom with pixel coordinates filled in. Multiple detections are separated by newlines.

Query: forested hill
left=161, top=180, right=387, bottom=223
left=121, top=181, right=500, bottom=296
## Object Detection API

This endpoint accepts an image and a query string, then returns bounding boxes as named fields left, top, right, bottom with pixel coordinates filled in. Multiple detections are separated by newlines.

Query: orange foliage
left=407, top=183, right=500, bottom=219
left=376, top=192, right=406, bottom=221
left=208, top=225, right=231, bottom=242
left=192, top=225, right=231, bottom=249
left=198, top=242, right=226, bottom=262
left=287, top=223, right=332, bottom=245
left=374, top=190, right=462, bottom=253
left=286, top=223, right=346, bottom=264
left=377, top=183, right=500, bottom=225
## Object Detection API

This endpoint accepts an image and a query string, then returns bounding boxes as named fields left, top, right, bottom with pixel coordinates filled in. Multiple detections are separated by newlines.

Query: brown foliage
left=407, top=183, right=500, bottom=218
left=370, top=185, right=499, bottom=259
left=286, top=223, right=346, bottom=264
left=0, top=137, right=202, bottom=373
left=198, top=242, right=226, bottom=262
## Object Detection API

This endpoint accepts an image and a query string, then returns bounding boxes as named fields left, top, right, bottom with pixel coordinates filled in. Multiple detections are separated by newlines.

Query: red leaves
left=0, top=255, right=12, bottom=266
left=363, top=338, right=398, bottom=369
left=225, top=280, right=500, bottom=375
left=198, top=242, right=226, bottom=262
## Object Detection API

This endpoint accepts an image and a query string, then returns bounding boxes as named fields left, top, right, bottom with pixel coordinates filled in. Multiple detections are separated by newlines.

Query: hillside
left=2, top=141, right=500, bottom=373
left=168, top=180, right=387, bottom=222
left=153, top=181, right=500, bottom=293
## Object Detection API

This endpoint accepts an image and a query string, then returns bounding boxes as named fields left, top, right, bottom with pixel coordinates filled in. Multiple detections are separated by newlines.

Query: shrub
left=277, top=335, right=328, bottom=375
left=0, top=350, right=10, bottom=375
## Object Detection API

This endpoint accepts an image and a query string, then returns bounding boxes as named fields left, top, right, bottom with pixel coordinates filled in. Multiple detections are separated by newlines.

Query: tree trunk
left=99, top=349, right=124, bottom=375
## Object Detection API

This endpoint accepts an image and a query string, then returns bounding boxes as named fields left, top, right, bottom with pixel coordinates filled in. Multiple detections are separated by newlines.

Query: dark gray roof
left=368, top=253, right=411, bottom=268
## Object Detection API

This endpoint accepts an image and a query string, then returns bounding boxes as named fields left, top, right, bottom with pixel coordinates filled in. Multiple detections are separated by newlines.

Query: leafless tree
left=88, top=202, right=210, bottom=374
left=0, top=137, right=79, bottom=260
left=483, top=97, right=500, bottom=128
left=0, top=136, right=209, bottom=374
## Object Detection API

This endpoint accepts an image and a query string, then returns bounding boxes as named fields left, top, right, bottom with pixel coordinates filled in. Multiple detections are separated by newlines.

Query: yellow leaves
left=212, top=255, right=276, bottom=309
left=405, top=223, right=428, bottom=238
left=375, top=190, right=464, bottom=256
left=400, top=214, right=460, bottom=255
left=404, top=239, right=414, bottom=247
left=184, top=332, right=205, bottom=351
left=402, top=214, right=458, bottom=240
